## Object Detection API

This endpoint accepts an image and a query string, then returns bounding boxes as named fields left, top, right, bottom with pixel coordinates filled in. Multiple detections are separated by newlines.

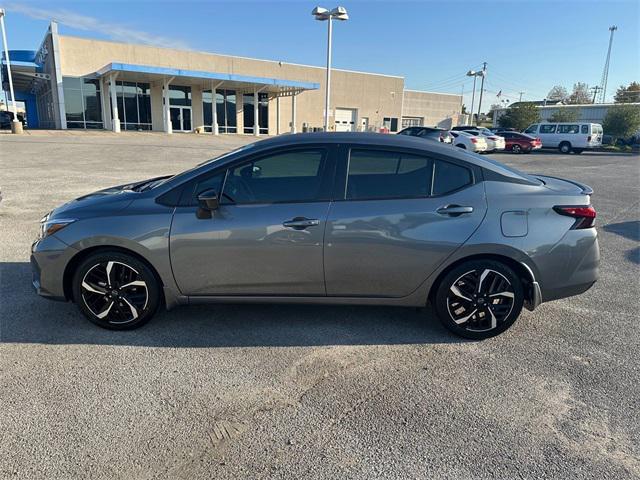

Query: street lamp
left=466, top=69, right=484, bottom=126
left=0, top=8, right=21, bottom=134
left=312, top=6, right=349, bottom=131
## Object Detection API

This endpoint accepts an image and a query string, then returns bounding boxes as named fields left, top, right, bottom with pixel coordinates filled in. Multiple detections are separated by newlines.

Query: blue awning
left=96, top=62, right=319, bottom=93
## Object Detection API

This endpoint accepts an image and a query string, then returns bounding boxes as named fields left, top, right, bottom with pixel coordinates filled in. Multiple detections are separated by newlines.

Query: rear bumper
left=538, top=228, right=599, bottom=303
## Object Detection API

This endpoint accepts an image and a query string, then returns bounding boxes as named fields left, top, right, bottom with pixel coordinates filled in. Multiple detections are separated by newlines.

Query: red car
left=501, top=132, right=542, bottom=153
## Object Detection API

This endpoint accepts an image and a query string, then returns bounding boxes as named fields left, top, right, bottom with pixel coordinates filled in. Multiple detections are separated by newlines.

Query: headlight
left=39, top=216, right=76, bottom=239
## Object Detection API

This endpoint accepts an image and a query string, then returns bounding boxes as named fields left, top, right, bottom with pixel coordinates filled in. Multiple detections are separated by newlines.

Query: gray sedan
left=31, top=133, right=599, bottom=339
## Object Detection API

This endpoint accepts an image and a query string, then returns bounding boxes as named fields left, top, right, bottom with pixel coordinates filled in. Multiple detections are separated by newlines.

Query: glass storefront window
left=169, top=86, right=191, bottom=106
left=243, top=93, right=269, bottom=134
left=203, top=89, right=236, bottom=133
left=63, top=77, right=104, bottom=129
left=114, top=81, right=152, bottom=130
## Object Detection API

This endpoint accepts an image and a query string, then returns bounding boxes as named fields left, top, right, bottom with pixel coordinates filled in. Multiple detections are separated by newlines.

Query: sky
left=2, top=0, right=639, bottom=111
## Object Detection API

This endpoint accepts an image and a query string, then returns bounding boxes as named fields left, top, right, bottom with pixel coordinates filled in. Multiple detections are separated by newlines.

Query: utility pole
left=590, top=86, right=602, bottom=104
left=476, top=62, right=487, bottom=126
left=518, top=91, right=525, bottom=102
left=598, top=25, right=617, bottom=103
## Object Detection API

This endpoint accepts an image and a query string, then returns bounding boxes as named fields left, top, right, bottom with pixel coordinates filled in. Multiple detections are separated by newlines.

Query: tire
left=512, top=144, right=522, bottom=154
left=456, top=144, right=466, bottom=149
left=72, top=250, right=161, bottom=330
left=573, top=148, right=584, bottom=154
left=433, top=260, right=524, bottom=340
left=559, top=142, right=572, bottom=154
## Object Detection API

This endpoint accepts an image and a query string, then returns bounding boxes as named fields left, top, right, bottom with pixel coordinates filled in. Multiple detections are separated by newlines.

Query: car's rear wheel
left=434, top=260, right=524, bottom=339
left=512, top=144, right=522, bottom=153
left=559, top=142, right=572, bottom=154
left=72, top=251, right=161, bottom=330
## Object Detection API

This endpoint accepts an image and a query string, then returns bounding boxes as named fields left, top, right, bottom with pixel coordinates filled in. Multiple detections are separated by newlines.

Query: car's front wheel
left=72, top=251, right=161, bottom=330
left=434, top=260, right=524, bottom=339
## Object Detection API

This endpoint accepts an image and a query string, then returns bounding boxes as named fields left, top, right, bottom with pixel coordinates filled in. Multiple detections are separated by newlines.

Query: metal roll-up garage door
left=334, top=108, right=357, bottom=132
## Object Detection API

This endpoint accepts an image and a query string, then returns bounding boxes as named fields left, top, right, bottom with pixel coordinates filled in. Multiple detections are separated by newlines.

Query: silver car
left=31, top=133, right=599, bottom=339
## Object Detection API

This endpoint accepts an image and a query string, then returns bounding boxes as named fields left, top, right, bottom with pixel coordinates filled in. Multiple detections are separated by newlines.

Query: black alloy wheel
left=73, top=251, right=160, bottom=329
left=434, top=260, right=524, bottom=339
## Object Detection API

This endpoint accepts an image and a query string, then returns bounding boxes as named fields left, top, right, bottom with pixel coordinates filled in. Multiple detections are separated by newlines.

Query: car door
left=169, top=146, right=336, bottom=296
left=324, top=147, right=487, bottom=297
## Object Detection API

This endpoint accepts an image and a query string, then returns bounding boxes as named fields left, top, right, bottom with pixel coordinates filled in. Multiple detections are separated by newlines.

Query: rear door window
left=557, top=124, right=579, bottom=134
left=581, top=125, right=589, bottom=134
left=346, top=150, right=432, bottom=200
left=432, top=160, right=473, bottom=196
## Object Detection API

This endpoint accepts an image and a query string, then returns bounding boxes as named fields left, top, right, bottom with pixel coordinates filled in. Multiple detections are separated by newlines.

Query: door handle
left=283, top=217, right=320, bottom=229
left=436, top=205, right=474, bottom=216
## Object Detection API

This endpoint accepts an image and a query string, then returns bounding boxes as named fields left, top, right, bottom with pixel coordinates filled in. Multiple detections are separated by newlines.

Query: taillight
left=553, top=205, right=596, bottom=229
left=439, top=134, right=444, bottom=142
left=471, top=138, right=478, bottom=144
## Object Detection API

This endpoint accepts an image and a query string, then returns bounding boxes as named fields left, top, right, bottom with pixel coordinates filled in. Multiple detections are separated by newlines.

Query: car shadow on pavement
left=0, top=262, right=462, bottom=348
left=603, top=220, right=640, bottom=241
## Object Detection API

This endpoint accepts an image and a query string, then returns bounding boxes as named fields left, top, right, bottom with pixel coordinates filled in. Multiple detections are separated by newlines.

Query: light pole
left=312, top=6, right=349, bottom=132
left=476, top=62, right=487, bottom=126
left=466, top=70, right=479, bottom=125
left=0, top=8, right=21, bottom=134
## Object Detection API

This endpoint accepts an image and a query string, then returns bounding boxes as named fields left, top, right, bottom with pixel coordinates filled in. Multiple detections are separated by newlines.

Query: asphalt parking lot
left=1, top=132, right=639, bottom=479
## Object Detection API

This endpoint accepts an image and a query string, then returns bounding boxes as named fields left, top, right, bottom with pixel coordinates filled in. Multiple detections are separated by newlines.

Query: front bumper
left=30, top=235, right=76, bottom=301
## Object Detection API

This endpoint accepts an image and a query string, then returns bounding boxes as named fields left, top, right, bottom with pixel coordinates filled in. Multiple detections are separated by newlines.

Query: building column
left=291, top=93, right=297, bottom=133
left=109, top=73, right=120, bottom=133
left=276, top=95, right=281, bottom=135
left=211, top=81, right=223, bottom=135
left=162, top=77, right=173, bottom=134
left=191, top=85, right=204, bottom=132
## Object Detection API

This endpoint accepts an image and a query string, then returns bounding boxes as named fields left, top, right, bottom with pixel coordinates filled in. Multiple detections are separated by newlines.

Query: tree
left=547, top=85, right=569, bottom=103
left=603, top=104, right=640, bottom=141
left=614, top=82, right=640, bottom=103
left=487, top=103, right=502, bottom=119
left=498, top=102, right=541, bottom=131
left=549, top=108, right=580, bottom=122
left=567, top=82, right=592, bottom=104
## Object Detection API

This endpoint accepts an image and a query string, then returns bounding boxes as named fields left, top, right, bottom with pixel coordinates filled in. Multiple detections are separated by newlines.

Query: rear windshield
left=478, top=155, right=542, bottom=185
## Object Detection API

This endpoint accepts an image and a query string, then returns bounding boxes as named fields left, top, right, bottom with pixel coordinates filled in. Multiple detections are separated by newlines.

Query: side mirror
left=197, top=189, right=219, bottom=210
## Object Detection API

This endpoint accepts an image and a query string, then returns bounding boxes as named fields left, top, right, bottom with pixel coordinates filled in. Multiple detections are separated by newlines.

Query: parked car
left=490, top=127, right=517, bottom=134
left=450, top=130, right=488, bottom=152
left=397, top=126, right=453, bottom=144
left=462, top=129, right=506, bottom=152
left=523, top=122, right=603, bottom=153
left=31, top=133, right=599, bottom=340
left=500, top=132, right=542, bottom=153
left=0, top=110, right=25, bottom=129
left=451, top=125, right=478, bottom=131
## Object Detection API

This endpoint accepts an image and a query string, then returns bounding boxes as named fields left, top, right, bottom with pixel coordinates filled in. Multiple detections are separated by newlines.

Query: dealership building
left=2, top=21, right=462, bottom=135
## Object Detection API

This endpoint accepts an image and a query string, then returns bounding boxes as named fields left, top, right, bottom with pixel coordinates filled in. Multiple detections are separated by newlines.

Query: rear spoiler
left=533, top=174, right=593, bottom=195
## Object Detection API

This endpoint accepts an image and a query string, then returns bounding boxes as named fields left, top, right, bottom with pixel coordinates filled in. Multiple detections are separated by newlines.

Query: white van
left=523, top=122, right=603, bottom=154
